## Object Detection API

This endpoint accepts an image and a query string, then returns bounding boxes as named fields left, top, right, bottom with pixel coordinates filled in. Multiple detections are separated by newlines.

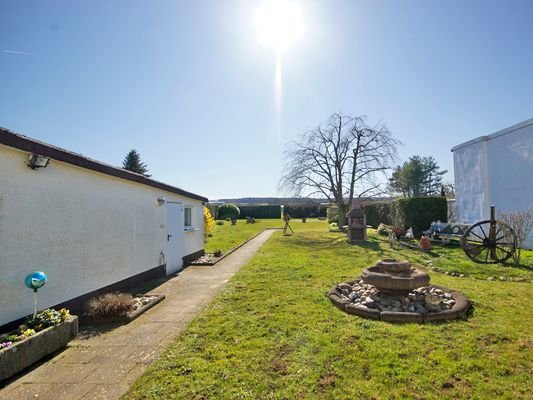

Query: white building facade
left=452, top=118, right=533, bottom=248
left=0, top=128, right=206, bottom=328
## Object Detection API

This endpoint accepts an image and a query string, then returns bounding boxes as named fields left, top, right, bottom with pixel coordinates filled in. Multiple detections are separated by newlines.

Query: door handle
left=167, top=234, right=172, bottom=241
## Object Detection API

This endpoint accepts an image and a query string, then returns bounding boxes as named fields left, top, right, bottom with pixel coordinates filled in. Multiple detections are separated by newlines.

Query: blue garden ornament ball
left=24, top=271, right=48, bottom=292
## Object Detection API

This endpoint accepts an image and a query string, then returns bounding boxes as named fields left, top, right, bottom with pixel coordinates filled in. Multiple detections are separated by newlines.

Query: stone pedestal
left=347, top=199, right=366, bottom=243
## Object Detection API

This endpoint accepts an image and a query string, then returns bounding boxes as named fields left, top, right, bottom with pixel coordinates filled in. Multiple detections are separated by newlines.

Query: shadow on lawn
left=349, top=239, right=386, bottom=255
left=499, top=260, right=533, bottom=272
left=283, top=234, right=347, bottom=250
left=283, top=232, right=387, bottom=257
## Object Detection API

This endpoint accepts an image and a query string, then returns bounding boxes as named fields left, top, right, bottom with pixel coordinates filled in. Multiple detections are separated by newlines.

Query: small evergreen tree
left=388, top=155, right=447, bottom=197
left=122, top=149, right=151, bottom=177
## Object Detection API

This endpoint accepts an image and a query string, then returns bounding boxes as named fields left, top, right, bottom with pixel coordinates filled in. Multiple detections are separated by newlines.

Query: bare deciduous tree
left=499, top=207, right=533, bottom=264
left=280, top=113, right=400, bottom=227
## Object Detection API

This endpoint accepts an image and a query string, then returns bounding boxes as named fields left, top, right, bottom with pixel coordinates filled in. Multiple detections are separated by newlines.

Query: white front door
left=165, top=202, right=183, bottom=274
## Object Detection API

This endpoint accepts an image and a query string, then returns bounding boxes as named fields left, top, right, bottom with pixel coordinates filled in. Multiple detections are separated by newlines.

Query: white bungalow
left=0, top=128, right=207, bottom=328
left=451, top=118, right=533, bottom=248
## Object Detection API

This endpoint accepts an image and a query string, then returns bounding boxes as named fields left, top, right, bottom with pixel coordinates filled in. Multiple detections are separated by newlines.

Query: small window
left=184, top=207, right=192, bottom=227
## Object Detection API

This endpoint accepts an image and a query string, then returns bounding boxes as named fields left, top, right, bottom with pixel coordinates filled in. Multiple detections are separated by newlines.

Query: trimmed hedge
left=235, top=205, right=327, bottom=219
left=364, top=197, right=447, bottom=237
left=363, top=201, right=393, bottom=227
left=284, top=205, right=326, bottom=219
left=238, top=205, right=281, bottom=219
left=393, top=197, right=447, bottom=237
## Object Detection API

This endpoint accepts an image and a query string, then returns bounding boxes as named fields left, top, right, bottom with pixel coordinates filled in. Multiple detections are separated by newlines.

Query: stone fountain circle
left=328, top=259, right=470, bottom=322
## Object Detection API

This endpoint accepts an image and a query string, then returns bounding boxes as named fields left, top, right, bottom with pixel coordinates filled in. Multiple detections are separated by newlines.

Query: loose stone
left=338, top=283, right=352, bottom=291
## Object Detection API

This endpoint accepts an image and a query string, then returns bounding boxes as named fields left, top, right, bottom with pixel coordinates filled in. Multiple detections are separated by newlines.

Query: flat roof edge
left=0, top=127, right=208, bottom=203
left=451, top=117, right=533, bottom=152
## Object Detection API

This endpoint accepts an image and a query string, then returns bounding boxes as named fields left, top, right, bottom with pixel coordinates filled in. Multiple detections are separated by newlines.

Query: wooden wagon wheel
left=461, top=206, right=516, bottom=264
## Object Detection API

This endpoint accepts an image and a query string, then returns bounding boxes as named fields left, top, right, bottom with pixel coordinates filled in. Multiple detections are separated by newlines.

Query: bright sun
left=255, top=0, right=304, bottom=52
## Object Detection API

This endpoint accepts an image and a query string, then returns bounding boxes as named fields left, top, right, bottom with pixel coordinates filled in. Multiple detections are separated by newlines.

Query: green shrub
left=377, top=223, right=392, bottom=236
left=327, top=206, right=338, bottom=223
left=218, top=203, right=240, bottom=220
left=7, top=334, right=18, bottom=342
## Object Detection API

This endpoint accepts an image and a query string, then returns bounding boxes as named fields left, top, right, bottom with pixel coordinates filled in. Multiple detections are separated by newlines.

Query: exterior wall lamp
left=27, top=154, right=50, bottom=169
left=157, top=197, right=166, bottom=205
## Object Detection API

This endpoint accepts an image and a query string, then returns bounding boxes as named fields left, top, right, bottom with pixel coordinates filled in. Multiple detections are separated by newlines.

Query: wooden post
left=489, top=205, right=496, bottom=260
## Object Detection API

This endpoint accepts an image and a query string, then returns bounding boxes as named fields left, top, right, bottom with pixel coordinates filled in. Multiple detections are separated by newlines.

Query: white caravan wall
left=453, top=141, right=487, bottom=223
left=453, top=121, right=533, bottom=248
left=0, top=145, right=204, bottom=326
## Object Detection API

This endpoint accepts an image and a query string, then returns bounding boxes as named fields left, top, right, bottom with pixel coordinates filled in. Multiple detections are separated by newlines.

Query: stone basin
left=376, top=259, right=411, bottom=273
left=361, top=262, right=430, bottom=295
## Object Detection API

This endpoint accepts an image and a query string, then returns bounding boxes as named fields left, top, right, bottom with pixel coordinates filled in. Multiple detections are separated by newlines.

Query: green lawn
left=419, top=246, right=532, bottom=281
left=127, top=220, right=532, bottom=399
left=205, top=218, right=284, bottom=254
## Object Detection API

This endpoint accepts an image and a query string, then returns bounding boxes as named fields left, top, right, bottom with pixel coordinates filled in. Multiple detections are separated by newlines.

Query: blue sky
left=1, top=0, right=532, bottom=200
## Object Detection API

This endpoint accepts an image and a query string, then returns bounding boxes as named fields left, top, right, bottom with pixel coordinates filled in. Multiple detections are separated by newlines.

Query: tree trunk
left=513, top=248, right=521, bottom=265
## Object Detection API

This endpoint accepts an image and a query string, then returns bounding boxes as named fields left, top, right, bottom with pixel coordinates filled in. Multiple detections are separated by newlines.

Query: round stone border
left=328, top=280, right=471, bottom=323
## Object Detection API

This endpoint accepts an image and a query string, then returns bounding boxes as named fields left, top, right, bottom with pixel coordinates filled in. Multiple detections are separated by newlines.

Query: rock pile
left=329, top=259, right=470, bottom=322
left=189, top=253, right=223, bottom=265
left=337, top=280, right=456, bottom=314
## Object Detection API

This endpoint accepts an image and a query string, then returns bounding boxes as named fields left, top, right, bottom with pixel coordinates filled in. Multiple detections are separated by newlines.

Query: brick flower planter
left=0, top=316, right=78, bottom=382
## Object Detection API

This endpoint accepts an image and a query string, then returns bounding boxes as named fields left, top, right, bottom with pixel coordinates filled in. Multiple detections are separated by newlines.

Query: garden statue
left=283, top=213, right=294, bottom=235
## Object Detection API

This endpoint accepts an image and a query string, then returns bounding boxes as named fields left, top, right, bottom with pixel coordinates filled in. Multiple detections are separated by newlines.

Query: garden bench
left=424, top=222, right=470, bottom=246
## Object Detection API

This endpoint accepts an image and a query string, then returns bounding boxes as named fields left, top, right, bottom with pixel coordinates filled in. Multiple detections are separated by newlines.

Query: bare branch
left=280, top=113, right=400, bottom=226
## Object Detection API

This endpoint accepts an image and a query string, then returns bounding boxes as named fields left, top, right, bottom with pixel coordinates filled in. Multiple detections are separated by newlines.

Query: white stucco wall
left=0, top=144, right=204, bottom=326
left=453, top=120, right=533, bottom=248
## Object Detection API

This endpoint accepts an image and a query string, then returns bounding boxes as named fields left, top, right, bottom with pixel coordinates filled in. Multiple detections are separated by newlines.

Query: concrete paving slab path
left=0, top=229, right=276, bottom=400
